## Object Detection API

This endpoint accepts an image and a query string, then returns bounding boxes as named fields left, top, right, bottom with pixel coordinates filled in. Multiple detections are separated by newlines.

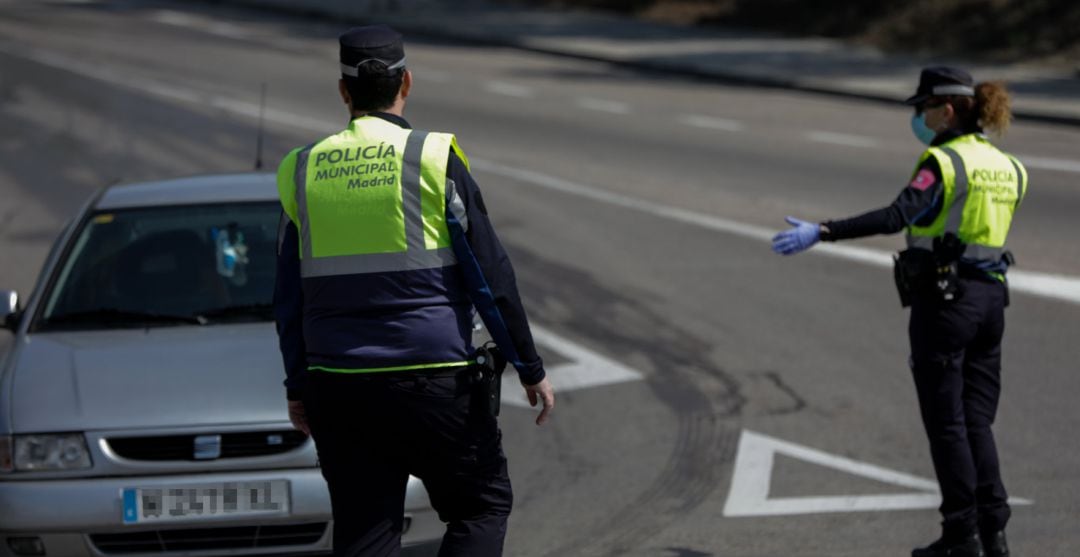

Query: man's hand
left=522, top=377, right=555, bottom=426
left=288, top=400, right=311, bottom=436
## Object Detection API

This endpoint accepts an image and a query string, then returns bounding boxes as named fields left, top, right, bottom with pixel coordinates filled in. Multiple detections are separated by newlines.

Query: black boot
left=912, top=533, right=985, bottom=557
left=980, top=530, right=1009, bottom=557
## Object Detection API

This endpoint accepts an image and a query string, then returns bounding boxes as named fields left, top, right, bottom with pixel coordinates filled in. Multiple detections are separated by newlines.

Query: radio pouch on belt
left=932, top=233, right=965, bottom=303
left=472, top=343, right=506, bottom=417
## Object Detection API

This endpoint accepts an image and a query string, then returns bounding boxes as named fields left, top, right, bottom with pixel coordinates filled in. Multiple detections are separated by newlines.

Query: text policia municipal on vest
left=969, top=168, right=1019, bottom=206
left=313, top=143, right=399, bottom=189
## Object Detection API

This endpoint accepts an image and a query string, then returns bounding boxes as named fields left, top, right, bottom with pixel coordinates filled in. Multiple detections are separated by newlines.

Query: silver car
left=0, top=174, right=442, bottom=557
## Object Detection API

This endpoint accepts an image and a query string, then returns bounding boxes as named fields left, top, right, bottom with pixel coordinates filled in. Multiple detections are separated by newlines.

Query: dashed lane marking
left=19, top=25, right=1080, bottom=177
left=484, top=81, right=534, bottom=98
left=679, top=114, right=744, bottom=132
left=723, top=430, right=1032, bottom=517
left=9, top=43, right=1080, bottom=306
left=22, top=12, right=1080, bottom=176
left=575, top=97, right=631, bottom=115
left=804, top=130, right=879, bottom=149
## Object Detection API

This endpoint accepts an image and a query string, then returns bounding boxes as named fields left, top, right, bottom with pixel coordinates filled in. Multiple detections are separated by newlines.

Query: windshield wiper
left=44, top=308, right=205, bottom=328
left=196, top=304, right=274, bottom=321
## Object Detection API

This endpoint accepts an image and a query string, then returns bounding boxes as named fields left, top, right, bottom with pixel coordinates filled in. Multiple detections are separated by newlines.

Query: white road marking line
left=472, top=159, right=1080, bottom=306
left=484, top=81, right=533, bottom=98
left=723, top=430, right=1031, bottom=517
left=473, top=158, right=775, bottom=240
left=137, top=82, right=203, bottom=104
left=10, top=44, right=1080, bottom=306
left=805, top=130, right=879, bottom=149
left=680, top=114, right=744, bottom=132
left=9, top=47, right=108, bottom=84
left=2, top=45, right=337, bottom=133
left=1017, top=154, right=1080, bottom=174
left=500, top=324, right=645, bottom=408
left=576, top=97, right=630, bottom=115
left=148, top=10, right=202, bottom=27
left=209, top=96, right=342, bottom=134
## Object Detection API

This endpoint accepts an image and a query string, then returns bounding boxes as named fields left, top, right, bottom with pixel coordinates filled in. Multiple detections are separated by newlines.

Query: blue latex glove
left=771, top=216, right=820, bottom=255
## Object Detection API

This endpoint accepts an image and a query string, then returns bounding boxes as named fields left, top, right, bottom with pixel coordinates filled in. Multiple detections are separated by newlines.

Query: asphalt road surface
left=2, top=1, right=1079, bottom=555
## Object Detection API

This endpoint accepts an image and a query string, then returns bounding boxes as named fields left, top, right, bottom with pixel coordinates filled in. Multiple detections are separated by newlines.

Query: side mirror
left=1, top=290, right=19, bottom=331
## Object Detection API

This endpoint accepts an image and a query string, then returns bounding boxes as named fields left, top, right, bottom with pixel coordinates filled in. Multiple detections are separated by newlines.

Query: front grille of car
left=107, top=430, right=308, bottom=461
left=89, top=522, right=328, bottom=554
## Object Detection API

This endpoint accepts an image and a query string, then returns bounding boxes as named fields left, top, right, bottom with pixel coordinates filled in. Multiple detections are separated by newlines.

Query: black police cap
left=904, top=66, right=975, bottom=105
left=339, top=25, right=406, bottom=77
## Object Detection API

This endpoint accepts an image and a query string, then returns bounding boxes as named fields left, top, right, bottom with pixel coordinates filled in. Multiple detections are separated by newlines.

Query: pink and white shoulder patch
left=909, top=169, right=936, bottom=191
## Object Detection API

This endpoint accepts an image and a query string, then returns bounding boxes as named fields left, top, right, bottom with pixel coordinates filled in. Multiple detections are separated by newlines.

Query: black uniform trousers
left=908, top=277, right=1010, bottom=538
left=304, top=368, right=513, bottom=557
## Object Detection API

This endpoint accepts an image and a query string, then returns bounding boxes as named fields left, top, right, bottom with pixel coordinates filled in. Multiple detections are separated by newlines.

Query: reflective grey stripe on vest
left=446, top=178, right=468, bottom=232
left=940, top=146, right=967, bottom=236
left=907, top=236, right=934, bottom=251
left=1008, top=156, right=1025, bottom=210
left=301, top=247, right=458, bottom=277
left=297, top=130, right=459, bottom=278
left=905, top=236, right=1004, bottom=260
left=905, top=147, right=1002, bottom=261
left=401, top=131, right=428, bottom=253
left=294, top=145, right=315, bottom=260
left=964, top=244, right=1003, bottom=260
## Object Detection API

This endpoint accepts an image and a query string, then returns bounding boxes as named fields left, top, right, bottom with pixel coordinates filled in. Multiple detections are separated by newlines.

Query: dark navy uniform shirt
left=274, top=113, right=544, bottom=400
left=821, top=156, right=946, bottom=240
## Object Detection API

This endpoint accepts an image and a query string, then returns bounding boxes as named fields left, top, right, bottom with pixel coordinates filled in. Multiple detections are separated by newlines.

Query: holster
left=471, top=343, right=506, bottom=417
left=1002, top=250, right=1015, bottom=308
left=893, top=249, right=933, bottom=307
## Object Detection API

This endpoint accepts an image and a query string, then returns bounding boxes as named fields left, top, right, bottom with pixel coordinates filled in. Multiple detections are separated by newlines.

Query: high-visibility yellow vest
left=906, top=134, right=1027, bottom=270
left=277, top=116, right=471, bottom=278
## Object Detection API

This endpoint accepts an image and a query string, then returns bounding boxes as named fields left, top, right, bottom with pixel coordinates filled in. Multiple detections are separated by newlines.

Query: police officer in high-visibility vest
left=273, top=25, right=555, bottom=557
left=771, top=67, right=1025, bottom=557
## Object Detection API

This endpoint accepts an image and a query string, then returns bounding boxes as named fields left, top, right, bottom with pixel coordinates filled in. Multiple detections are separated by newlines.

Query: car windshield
left=38, top=202, right=281, bottom=331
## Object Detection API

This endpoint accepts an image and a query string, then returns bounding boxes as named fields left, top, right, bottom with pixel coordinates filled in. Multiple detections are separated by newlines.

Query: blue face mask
left=910, top=113, right=937, bottom=145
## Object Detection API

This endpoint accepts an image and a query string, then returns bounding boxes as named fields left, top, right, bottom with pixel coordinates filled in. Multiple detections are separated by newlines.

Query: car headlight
left=13, top=434, right=92, bottom=471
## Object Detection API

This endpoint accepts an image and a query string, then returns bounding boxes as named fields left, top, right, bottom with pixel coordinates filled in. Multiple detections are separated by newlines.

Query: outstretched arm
left=772, top=159, right=945, bottom=255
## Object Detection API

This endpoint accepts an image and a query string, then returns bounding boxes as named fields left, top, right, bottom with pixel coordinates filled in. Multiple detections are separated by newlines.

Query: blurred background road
left=1, top=1, right=1079, bottom=555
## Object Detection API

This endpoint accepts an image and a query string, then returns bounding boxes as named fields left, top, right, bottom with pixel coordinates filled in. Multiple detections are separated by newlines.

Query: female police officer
left=772, top=67, right=1025, bottom=557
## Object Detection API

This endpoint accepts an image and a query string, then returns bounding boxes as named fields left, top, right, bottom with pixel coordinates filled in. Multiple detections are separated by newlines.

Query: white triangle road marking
left=723, top=430, right=1032, bottom=517
left=501, top=324, right=644, bottom=408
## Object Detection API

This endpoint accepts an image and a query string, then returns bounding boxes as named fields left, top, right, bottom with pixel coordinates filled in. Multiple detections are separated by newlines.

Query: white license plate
left=122, top=481, right=289, bottom=524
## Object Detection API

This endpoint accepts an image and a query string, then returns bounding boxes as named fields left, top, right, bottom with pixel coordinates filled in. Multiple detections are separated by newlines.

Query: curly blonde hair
left=949, top=81, right=1012, bottom=137
left=975, top=81, right=1012, bottom=137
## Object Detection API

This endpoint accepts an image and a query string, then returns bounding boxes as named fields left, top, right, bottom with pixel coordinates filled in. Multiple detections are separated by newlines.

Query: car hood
left=9, top=323, right=288, bottom=432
